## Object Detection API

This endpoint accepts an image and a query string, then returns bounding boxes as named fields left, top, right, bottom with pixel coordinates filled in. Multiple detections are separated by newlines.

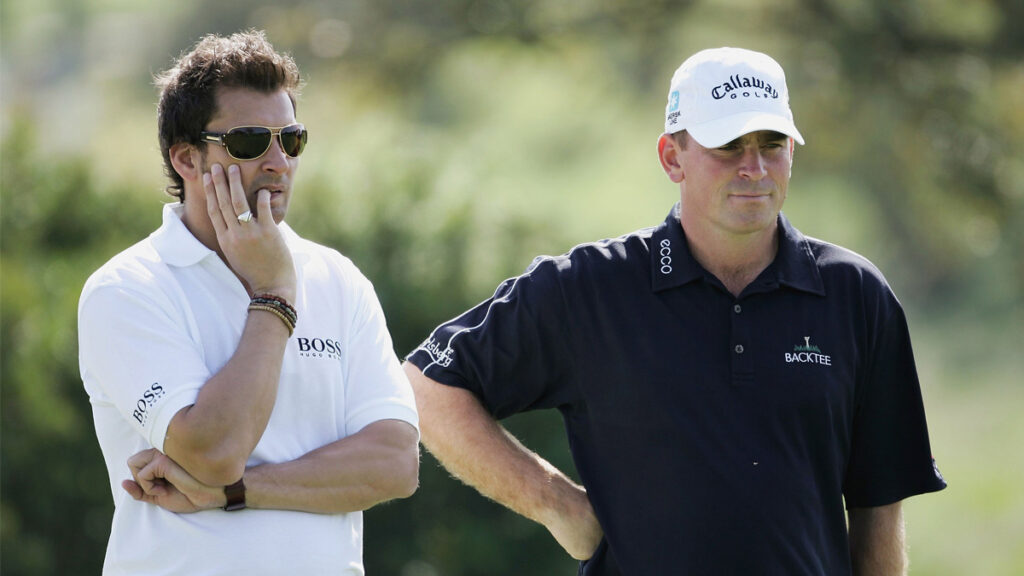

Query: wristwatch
left=223, top=478, right=246, bottom=511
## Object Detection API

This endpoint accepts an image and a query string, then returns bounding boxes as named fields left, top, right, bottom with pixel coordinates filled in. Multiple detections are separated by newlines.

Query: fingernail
left=229, top=164, right=239, bottom=174
left=203, top=173, right=211, bottom=186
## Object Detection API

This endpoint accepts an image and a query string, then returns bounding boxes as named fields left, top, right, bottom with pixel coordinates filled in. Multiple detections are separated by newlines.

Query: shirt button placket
left=730, top=300, right=753, bottom=383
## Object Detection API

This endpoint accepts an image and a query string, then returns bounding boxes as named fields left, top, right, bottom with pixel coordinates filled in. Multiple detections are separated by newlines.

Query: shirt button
left=734, top=344, right=745, bottom=354
left=733, top=304, right=742, bottom=314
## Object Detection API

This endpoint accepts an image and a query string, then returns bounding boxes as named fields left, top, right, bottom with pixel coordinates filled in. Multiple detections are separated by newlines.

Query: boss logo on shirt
left=132, top=382, right=166, bottom=425
left=296, top=337, right=343, bottom=361
left=784, top=336, right=832, bottom=366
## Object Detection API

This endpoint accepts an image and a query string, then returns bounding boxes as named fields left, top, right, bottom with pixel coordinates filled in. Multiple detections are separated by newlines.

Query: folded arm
left=162, top=165, right=297, bottom=486
left=126, top=419, right=419, bottom=514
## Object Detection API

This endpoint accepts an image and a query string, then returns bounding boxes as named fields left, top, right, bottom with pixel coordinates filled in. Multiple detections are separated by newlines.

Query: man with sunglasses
left=78, top=30, right=419, bottom=575
left=404, top=47, right=945, bottom=574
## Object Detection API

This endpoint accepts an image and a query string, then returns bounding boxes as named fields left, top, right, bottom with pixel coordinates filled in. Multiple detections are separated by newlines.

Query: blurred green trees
left=2, top=1, right=1023, bottom=574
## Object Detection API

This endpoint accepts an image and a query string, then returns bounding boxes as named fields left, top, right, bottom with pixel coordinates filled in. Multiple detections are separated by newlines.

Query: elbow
left=186, top=449, right=249, bottom=487
left=196, top=455, right=249, bottom=487
left=385, top=443, right=420, bottom=501
left=164, top=407, right=254, bottom=487
left=397, top=448, right=421, bottom=499
left=168, top=436, right=250, bottom=486
left=376, top=430, right=421, bottom=502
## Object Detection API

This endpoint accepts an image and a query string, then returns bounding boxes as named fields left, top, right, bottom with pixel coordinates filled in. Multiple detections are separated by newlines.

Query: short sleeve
left=342, top=273, right=419, bottom=436
left=406, top=258, right=576, bottom=419
left=78, top=282, right=206, bottom=453
left=843, top=297, right=947, bottom=507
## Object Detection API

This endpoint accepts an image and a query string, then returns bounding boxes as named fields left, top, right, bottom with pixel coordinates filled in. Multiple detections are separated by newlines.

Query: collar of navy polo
left=650, top=203, right=825, bottom=297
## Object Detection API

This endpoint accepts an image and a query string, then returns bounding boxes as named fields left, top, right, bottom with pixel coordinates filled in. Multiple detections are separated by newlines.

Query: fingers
left=254, top=188, right=271, bottom=225
left=204, top=170, right=226, bottom=235
left=205, top=163, right=250, bottom=231
left=127, top=448, right=167, bottom=495
left=122, top=479, right=148, bottom=501
left=225, top=164, right=249, bottom=220
left=127, top=448, right=157, bottom=491
left=127, top=447, right=157, bottom=471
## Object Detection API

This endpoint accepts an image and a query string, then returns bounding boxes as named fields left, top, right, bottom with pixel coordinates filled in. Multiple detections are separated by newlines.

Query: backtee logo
left=133, top=382, right=166, bottom=425
left=297, top=337, right=343, bottom=361
left=785, top=336, right=832, bottom=366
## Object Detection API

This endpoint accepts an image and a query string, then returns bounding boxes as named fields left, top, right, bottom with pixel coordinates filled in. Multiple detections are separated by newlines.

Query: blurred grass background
left=2, top=1, right=1022, bottom=574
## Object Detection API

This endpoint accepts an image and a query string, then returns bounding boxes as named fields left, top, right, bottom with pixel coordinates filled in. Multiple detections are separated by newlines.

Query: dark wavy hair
left=154, top=30, right=303, bottom=201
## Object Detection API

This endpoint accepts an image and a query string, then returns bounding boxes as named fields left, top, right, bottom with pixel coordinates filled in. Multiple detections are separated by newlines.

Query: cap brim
left=686, top=112, right=805, bottom=148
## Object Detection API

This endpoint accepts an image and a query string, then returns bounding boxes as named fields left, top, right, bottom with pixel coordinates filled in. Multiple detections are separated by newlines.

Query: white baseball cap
left=664, top=47, right=804, bottom=148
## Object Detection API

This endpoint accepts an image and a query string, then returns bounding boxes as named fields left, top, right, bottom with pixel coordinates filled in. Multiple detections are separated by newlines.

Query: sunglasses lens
left=223, top=127, right=273, bottom=160
left=279, top=125, right=308, bottom=158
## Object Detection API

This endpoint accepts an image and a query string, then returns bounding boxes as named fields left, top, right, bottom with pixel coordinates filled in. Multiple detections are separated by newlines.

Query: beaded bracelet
left=248, top=304, right=296, bottom=336
left=251, top=293, right=297, bottom=321
left=250, top=294, right=298, bottom=325
left=248, top=293, right=298, bottom=336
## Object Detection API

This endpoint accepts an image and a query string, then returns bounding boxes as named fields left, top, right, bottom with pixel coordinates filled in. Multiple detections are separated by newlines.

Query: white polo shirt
left=79, top=203, right=419, bottom=576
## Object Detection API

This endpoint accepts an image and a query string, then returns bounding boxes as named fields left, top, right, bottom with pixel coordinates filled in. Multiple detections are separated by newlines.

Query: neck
left=179, top=190, right=252, bottom=292
left=681, top=218, right=779, bottom=298
left=180, top=186, right=222, bottom=254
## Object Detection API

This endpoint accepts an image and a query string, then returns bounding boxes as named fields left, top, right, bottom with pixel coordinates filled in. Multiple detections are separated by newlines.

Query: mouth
left=727, top=186, right=774, bottom=199
left=252, top=184, right=286, bottom=197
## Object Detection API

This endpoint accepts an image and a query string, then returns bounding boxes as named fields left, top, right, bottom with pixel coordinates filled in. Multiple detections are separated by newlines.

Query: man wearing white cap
left=405, top=47, right=945, bottom=575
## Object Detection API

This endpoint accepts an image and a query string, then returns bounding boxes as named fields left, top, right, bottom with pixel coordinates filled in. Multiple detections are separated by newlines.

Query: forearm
left=848, top=501, right=906, bottom=576
left=405, top=362, right=601, bottom=559
left=163, top=308, right=291, bottom=485
left=244, top=419, right=419, bottom=514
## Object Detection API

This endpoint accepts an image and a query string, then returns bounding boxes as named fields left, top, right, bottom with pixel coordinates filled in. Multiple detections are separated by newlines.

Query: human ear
left=168, top=142, right=202, bottom=182
left=657, top=134, right=685, bottom=183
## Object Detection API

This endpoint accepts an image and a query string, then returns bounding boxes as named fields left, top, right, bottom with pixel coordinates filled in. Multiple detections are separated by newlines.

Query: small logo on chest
left=296, top=337, right=343, bottom=361
left=785, top=336, right=832, bottom=366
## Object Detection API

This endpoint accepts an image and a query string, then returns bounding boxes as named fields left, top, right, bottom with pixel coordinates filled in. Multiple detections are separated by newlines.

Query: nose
left=737, top=147, right=767, bottom=181
left=261, top=135, right=290, bottom=173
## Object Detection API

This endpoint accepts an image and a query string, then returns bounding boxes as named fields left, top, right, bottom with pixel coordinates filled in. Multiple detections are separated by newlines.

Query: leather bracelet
left=223, top=478, right=246, bottom=511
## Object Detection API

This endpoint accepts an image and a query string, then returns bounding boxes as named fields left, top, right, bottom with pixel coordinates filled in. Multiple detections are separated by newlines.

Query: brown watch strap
left=223, top=478, right=246, bottom=511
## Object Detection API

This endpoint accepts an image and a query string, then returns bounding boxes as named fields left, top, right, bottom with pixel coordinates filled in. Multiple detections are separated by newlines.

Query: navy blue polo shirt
left=407, top=204, right=946, bottom=575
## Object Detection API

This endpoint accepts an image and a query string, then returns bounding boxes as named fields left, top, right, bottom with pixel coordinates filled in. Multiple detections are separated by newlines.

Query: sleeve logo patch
left=132, top=382, right=166, bottom=425
left=422, top=336, right=455, bottom=368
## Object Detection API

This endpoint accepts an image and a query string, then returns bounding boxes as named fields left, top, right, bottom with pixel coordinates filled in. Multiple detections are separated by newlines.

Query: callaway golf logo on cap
left=664, top=47, right=805, bottom=148
left=710, top=75, right=779, bottom=100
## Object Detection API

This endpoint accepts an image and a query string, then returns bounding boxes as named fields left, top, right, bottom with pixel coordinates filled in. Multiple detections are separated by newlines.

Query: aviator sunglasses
left=200, top=123, right=308, bottom=161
